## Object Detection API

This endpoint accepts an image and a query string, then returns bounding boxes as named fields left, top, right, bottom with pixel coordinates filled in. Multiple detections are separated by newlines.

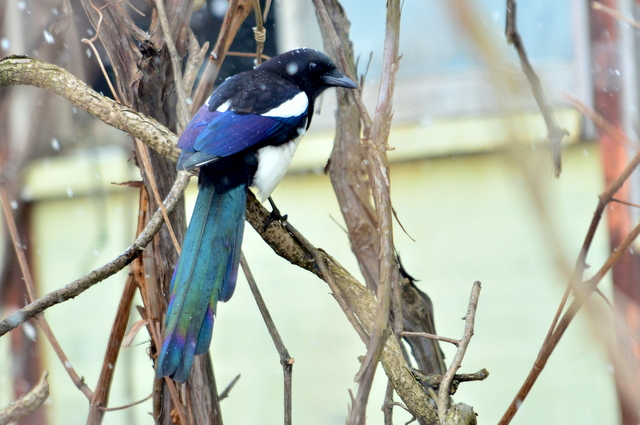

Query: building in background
left=1, top=0, right=636, bottom=424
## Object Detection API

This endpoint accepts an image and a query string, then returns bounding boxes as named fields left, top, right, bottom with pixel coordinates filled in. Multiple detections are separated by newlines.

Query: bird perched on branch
left=156, top=48, right=357, bottom=382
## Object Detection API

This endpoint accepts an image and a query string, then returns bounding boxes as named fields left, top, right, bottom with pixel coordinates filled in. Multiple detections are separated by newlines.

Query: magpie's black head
left=258, top=48, right=357, bottom=99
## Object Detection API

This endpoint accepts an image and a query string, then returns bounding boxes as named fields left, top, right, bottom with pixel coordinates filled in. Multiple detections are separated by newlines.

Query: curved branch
left=0, top=172, right=191, bottom=337
left=0, top=56, right=180, bottom=162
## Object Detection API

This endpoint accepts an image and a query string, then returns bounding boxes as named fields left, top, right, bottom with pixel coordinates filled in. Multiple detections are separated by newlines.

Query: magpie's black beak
left=323, top=71, right=358, bottom=89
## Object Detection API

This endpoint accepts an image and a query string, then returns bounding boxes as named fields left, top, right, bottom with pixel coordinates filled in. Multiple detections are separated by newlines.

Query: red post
left=590, top=1, right=640, bottom=423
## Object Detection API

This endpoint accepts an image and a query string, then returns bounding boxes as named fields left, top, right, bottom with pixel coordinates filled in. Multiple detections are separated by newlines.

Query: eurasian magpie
left=156, top=48, right=357, bottom=382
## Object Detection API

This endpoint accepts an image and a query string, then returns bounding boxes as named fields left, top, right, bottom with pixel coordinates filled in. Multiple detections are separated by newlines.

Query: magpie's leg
left=263, top=196, right=288, bottom=231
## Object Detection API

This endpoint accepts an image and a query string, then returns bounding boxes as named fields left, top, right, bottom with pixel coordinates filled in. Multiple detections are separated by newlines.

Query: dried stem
left=189, top=0, right=254, bottom=112
left=413, top=368, right=489, bottom=390
left=0, top=171, right=191, bottom=336
left=401, top=332, right=461, bottom=347
left=505, top=0, right=567, bottom=177
left=0, top=184, right=94, bottom=400
left=218, top=374, right=241, bottom=401
left=153, top=0, right=189, bottom=131
left=183, top=30, right=209, bottom=97
left=240, top=253, right=293, bottom=425
left=86, top=268, right=138, bottom=424
left=437, top=282, right=481, bottom=423
left=245, top=192, right=439, bottom=424
left=498, top=106, right=640, bottom=424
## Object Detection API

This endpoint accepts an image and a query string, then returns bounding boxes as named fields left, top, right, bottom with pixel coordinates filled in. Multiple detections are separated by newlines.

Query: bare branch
left=437, top=282, right=481, bottom=423
left=244, top=192, right=439, bottom=424
left=0, top=56, right=181, bottom=162
left=189, top=0, right=254, bottom=112
left=86, top=269, right=138, bottom=424
left=505, top=0, right=567, bottom=177
left=218, top=374, right=241, bottom=401
left=0, top=171, right=191, bottom=337
left=241, top=253, right=293, bottom=425
left=153, top=0, right=189, bottom=131
left=401, top=332, right=461, bottom=347
left=0, top=184, right=94, bottom=400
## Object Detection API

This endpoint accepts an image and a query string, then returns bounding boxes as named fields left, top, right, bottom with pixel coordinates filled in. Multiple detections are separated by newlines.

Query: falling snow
left=51, top=137, right=60, bottom=151
left=17, top=1, right=26, bottom=10
left=1, top=38, right=9, bottom=50
left=10, top=200, right=18, bottom=210
left=286, top=63, right=299, bottom=76
left=210, top=0, right=228, bottom=18
left=66, top=187, right=74, bottom=198
left=43, top=30, right=54, bottom=44
left=22, top=322, right=36, bottom=341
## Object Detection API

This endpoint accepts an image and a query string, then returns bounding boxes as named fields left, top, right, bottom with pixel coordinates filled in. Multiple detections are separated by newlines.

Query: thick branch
left=245, top=192, right=439, bottom=424
left=0, top=56, right=180, bottom=162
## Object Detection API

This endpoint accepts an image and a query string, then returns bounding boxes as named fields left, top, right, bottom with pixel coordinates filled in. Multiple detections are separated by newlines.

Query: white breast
left=252, top=131, right=305, bottom=201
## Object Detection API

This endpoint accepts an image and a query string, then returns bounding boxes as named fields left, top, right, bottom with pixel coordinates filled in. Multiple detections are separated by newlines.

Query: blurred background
left=0, top=0, right=632, bottom=424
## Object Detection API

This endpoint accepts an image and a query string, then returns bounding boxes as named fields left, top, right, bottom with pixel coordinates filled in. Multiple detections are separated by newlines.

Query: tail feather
left=156, top=181, right=247, bottom=382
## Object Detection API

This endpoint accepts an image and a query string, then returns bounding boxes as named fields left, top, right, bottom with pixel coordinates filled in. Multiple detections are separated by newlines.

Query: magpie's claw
left=263, top=197, right=288, bottom=231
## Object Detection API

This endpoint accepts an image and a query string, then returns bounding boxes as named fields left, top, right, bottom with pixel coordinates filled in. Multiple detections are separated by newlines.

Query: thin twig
left=0, top=171, right=191, bottom=336
left=145, top=308, right=188, bottom=425
left=87, top=269, right=138, bottom=424
left=437, top=281, right=481, bottom=423
left=97, top=393, right=153, bottom=412
left=498, top=202, right=640, bottom=425
left=382, top=380, right=394, bottom=425
left=281, top=220, right=369, bottom=343
left=401, top=332, right=460, bottom=347
left=312, top=0, right=372, bottom=128
left=226, top=51, right=271, bottom=60
left=240, top=253, right=293, bottom=425
left=153, top=0, right=189, bottom=131
left=592, top=1, right=640, bottom=31
left=135, top=138, right=181, bottom=255
left=218, top=374, right=241, bottom=401
left=183, top=30, right=209, bottom=98
left=189, top=0, right=254, bottom=113
left=340, top=0, right=402, bottom=422
left=413, top=368, right=489, bottom=389
left=0, top=184, right=94, bottom=400
left=505, top=0, right=567, bottom=177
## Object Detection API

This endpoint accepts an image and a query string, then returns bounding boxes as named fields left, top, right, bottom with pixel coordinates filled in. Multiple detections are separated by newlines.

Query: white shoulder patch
left=252, top=136, right=303, bottom=201
left=216, top=100, right=231, bottom=112
left=262, top=92, right=308, bottom=118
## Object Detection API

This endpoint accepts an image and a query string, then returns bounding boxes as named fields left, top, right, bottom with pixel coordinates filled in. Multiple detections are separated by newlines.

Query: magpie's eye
left=309, top=62, right=318, bottom=71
